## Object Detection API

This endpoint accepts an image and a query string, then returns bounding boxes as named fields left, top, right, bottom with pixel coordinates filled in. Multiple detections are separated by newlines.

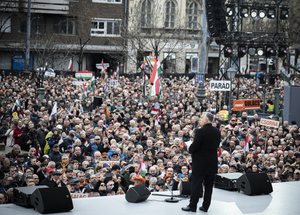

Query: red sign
left=233, top=99, right=261, bottom=111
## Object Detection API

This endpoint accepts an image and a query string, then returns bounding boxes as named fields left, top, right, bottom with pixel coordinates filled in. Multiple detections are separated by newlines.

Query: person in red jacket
left=13, top=120, right=24, bottom=146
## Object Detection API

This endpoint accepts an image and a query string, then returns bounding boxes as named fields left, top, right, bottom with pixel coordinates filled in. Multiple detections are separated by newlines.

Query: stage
left=1, top=182, right=299, bottom=215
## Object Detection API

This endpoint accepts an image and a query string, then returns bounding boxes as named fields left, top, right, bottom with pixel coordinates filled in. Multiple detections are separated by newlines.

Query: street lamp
left=189, top=0, right=207, bottom=108
left=210, top=38, right=219, bottom=51
left=227, top=67, right=237, bottom=118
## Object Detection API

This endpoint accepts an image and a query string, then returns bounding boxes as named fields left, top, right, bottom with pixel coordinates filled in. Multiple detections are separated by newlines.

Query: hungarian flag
left=138, top=156, right=147, bottom=176
left=36, top=96, right=39, bottom=105
left=143, top=73, right=149, bottom=96
left=149, top=58, right=162, bottom=96
left=12, top=97, right=21, bottom=111
left=101, top=59, right=106, bottom=74
left=137, top=60, right=146, bottom=73
left=91, top=74, right=95, bottom=94
left=84, top=140, right=89, bottom=147
left=115, top=63, right=119, bottom=79
left=68, top=59, right=73, bottom=71
left=18, top=170, right=24, bottom=176
left=65, top=83, right=68, bottom=93
left=82, top=83, right=87, bottom=99
left=15, top=97, right=21, bottom=107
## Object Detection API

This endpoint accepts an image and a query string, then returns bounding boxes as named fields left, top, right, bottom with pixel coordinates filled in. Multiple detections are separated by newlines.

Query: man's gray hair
left=203, top=112, right=214, bottom=122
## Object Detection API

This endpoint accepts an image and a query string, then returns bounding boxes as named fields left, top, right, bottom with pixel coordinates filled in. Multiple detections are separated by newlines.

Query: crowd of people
left=0, top=70, right=299, bottom=205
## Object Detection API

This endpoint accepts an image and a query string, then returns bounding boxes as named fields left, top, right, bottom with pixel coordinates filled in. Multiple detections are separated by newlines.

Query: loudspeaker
left=237, top=173, right=273, bottom=195
left=30, top=187, right=73, bottom=213
left=283, top=86, right=300, bottom=125
left=180, top=182, right=191, bottom=195
left=14, top=186, right=48, bottom=207
left=125, top=185, right=151, bottom=203
left=93, top=96, right=103, bottom=108
left=215, top=173, right=243, bottom=191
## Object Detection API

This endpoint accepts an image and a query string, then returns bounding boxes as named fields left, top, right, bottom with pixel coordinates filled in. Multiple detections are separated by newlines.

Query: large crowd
left=0, top=70, right=299, bottom=204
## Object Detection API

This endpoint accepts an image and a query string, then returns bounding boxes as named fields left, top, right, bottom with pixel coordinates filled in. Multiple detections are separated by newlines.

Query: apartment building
left=0, top=0, right=126, bottom=72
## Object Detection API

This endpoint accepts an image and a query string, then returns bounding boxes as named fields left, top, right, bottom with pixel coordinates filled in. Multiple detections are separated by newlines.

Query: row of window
left=0, top=15, right=120, bottom=37
left=0, top=1, right=200, bottom=35
left=141, top=0, right=199, bottom=29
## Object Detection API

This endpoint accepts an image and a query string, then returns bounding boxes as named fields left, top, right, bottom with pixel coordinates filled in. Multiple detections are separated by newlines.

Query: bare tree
left=108, top=0, right=191, bottom=72
left=68, top=0, right=99, bottom=71
left=0, top=0, right=22, bottom=40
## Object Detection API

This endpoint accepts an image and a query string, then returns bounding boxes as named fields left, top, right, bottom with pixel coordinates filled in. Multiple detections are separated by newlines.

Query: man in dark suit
left=182, top=112, right=220, bottom=212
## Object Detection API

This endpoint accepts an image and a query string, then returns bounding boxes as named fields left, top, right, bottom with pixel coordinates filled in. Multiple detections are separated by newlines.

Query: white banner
left=210, top=80, right=231, bottom=91
left=96, top=63, right=110, bottom=69
left=75, top=72, right=93, bottom=79
left=260, top=118, right=279, bottom=128
left=45, top=71, right=55, bottom=77
left=72, top=81, right=86, bottom=85
left=109, top=80, right=118, bottom=87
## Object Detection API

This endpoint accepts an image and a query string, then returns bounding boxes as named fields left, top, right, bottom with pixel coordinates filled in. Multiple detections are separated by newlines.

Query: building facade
left=0, top=0, right=125, bottom=73
left=126, top=0, right=220, bottom=74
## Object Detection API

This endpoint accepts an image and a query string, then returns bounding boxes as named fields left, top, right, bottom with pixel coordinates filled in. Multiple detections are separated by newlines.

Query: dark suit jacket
left=189, top=123, right=220, bottom=176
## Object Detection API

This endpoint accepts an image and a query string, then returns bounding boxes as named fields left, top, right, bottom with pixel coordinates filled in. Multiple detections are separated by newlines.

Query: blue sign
left=109, top=80, right=118, bottom=86
left=195, top=73, right=204, bottom=84
left=13, top=54, right=33, bottom=70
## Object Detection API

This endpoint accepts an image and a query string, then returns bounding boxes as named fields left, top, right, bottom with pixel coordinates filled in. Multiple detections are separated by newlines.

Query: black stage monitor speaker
left=14, top=185, right=48, bottom=207
left=125, top=185, right=151, bottom=203
left=94, top=96, right=103, bottom=108
left=237, top=173, right=273, bottom=195
left=215, top=173, right=243, bottom=191
left=30, top=187, right=73, bottom=213
left=180, top=182, right=191, bottom=195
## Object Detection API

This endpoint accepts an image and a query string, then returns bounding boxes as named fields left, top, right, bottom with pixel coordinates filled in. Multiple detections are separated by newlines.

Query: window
left=53, top=16, right=75, bottom=35
left=92, top=0, right=122, bottom=3
left=0, top=15, right=11, bottom=33
left=91, top=19, right=121, bottom=36
left=20, top=15, right=45, bottom=34
left=163, top=53, right=176, bottom=73
left=141, top=0, right=151, bottom=28
left=165, top=1, right=176, bottom=28
left=189, top=2, right=198, bottom=29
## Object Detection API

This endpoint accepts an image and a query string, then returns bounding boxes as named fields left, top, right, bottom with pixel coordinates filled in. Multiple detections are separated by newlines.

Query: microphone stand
left=165, top=174, right=179, bottom=203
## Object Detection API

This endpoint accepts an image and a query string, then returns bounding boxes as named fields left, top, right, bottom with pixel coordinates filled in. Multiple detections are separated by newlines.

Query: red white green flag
left=18, top=170, right=24, bottom=176
left=82, top=83, right=87, bottom=98
left=149, top=58, right=162, bottom=96
left=84, top=140, right=89, bottom=147
left=138, top=156, right=147, bottom=176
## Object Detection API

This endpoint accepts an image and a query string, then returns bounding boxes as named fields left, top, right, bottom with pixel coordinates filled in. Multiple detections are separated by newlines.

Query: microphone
left=165, top=174, right=179, bottom=203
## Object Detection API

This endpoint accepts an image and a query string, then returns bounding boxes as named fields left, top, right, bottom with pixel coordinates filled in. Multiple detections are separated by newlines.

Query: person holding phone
left=182, top=112, right=220, bottom=213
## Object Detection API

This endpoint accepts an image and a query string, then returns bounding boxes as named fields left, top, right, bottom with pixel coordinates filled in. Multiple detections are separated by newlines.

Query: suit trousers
left=189, top=174, right=214, bottom=210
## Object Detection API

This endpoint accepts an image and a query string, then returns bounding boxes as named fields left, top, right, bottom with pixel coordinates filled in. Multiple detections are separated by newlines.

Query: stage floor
left=1, top=182, right=299, bottom=215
